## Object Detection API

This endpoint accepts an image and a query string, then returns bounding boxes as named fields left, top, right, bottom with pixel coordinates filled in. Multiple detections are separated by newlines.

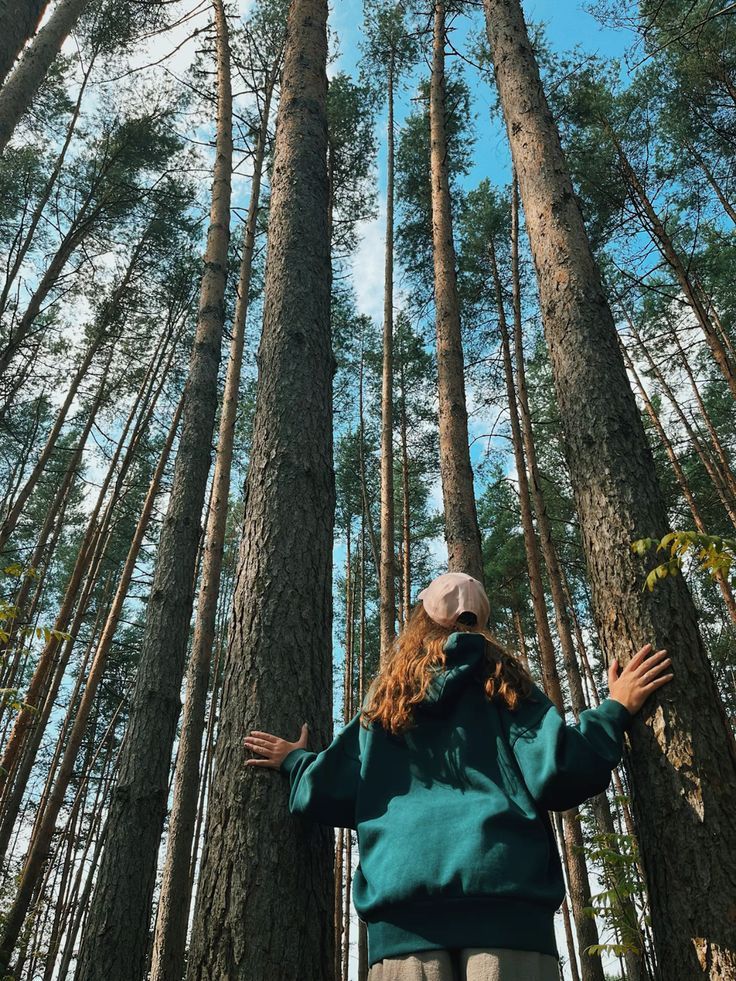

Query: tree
left=361, top=0, right=418, bottom=661
left=149, top=3, right=287, bottom=977
left=186, top=0, right=333, bottom=975
left=0, top=0, right=49, bottom=86
left=428, top=0, right=483, bottom=581
left=483, top=0, right=736, bottom=976
left=73, top=2, right=233, bottom=978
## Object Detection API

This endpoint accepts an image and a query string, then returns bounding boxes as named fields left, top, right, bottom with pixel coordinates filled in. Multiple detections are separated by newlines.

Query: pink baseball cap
left=417, top=572, right=490, bottom=629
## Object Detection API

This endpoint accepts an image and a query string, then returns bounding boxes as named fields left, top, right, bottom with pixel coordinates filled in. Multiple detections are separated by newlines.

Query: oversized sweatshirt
left=279, top=630, right=634, bottom=968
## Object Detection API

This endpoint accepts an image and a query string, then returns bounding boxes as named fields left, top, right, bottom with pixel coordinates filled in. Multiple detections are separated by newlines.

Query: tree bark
left=0, top=0, right=49, bottom=86
left=0, top=0, right=91, bottom=152
left=185, top=0, right=332, bottom=976
left=429, top=0, right=483, bottom=582
left=73, top=2, right=233, bottom=977
left=484, top=1, right=736, bottom=976
left=149, top=68, right=274, bottom=981
left=380, top=58, right=397, bottom=658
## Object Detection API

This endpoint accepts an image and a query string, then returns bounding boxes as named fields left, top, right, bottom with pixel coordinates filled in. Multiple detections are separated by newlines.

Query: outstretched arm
left=244, top=713, right=362, bottom=829
left=509, top=644, right=673, bottom=812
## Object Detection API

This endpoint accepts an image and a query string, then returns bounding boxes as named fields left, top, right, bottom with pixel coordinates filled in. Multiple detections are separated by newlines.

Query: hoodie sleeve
left=506, top=683, right=634, bottom=812
left=279, top=710, right=362, bottom=829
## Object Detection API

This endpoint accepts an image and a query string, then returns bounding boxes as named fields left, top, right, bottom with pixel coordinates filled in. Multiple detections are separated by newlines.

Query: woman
left=244, top=571, right=673, bottom=981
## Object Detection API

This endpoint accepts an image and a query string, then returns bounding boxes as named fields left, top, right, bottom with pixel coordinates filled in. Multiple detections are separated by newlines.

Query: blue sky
left=332, top=0, right=631, bottom=200
left=329, top=0, right=635, bottom=575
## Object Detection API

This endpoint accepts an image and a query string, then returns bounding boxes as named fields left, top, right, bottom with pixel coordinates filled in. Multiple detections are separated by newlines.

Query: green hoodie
left=280, top=630, right=633, bottom=968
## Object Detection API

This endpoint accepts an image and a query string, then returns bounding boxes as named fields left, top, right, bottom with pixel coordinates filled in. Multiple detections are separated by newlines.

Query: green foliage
left=328, top=71, right=379, bottom=254
left=577, top=798, right=648, bottom=963
left=633, top=531, right=736, bottom=591
left=396, top=69, right=475, bottom=303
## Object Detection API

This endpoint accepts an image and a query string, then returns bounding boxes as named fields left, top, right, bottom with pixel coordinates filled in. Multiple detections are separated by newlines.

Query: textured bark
left=429, top=0, right=483, bottom=581
left=380, top=60, right=397, bottom=659
left=74, top=3, right=232, bottom=978
left=185, top=0, right=332, bottom=977
left=0, top=0, right=90, bottom=151
left=484, top=1, right=736, bottom=976
left=149, top=70, right=274, bottom=981
left=0, top=0, right=48, bottom=85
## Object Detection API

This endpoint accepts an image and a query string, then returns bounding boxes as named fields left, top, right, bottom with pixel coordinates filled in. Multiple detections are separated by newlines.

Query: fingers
left=629, top=643, right=653, bottom=670
left=243, top=736, right=276, bottom=757
left=249, top=731, right=278, bottom=742
left=642, top=671, right=674, bottom=690
left=634, top=649, right=669, bottom=679
left=244, top=757, right=276, bottom=767
left=640, top=654, right=672, bottom=682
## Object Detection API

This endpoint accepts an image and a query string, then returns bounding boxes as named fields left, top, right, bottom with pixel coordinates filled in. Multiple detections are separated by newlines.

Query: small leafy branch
left=631, top=531, right=735, bottom=592
left=577, top=798, right=649, bottom=963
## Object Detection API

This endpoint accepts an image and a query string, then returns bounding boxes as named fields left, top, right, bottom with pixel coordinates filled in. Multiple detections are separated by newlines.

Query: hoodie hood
left=415, top=631, right=486, bottom=716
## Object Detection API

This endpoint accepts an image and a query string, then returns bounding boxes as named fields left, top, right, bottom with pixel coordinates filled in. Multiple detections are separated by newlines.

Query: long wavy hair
left=359, top=601, right=535, bottom=736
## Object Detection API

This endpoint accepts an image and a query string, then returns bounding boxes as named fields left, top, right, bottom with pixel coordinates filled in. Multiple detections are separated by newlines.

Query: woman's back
left=280, top=630, right=633, bottom=969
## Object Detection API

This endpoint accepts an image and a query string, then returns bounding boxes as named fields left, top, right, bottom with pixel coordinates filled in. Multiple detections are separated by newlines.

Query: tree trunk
left=148, top=69, right=274, bottom=981
left=509, top=185, right=645, bottom=980
left=185, top=0, right=332, bottom=977
left=380, top=58, right=397, bottom=658
left=0, top=0, right=90, bottom=151
left=399, top=342, right=411, bottom=623
left=73, top=3, right=233, bottom=978
left=0, top=0, right=49, bottom=85
left=490, top=234, right=605, bottom=981
left=484, top=1, right=736, bottom=976
left=429, top=0, right=483, bottom=582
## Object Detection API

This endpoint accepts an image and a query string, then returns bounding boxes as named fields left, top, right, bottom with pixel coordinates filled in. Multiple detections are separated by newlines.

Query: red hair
left=360, top=602, right=534, bottom=736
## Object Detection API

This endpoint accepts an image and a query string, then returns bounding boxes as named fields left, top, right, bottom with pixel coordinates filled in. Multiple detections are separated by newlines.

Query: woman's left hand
left=243, top=722, right=309, bottom=769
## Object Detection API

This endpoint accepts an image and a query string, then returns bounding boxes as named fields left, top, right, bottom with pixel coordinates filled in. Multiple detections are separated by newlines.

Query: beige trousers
left=367, top=947, right=561, bottom=981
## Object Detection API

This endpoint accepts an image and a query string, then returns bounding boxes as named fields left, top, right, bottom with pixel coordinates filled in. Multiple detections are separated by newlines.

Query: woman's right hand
left=243, top=722, right=309, bottom=769
left=608, top=643, right=674, bottom=715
